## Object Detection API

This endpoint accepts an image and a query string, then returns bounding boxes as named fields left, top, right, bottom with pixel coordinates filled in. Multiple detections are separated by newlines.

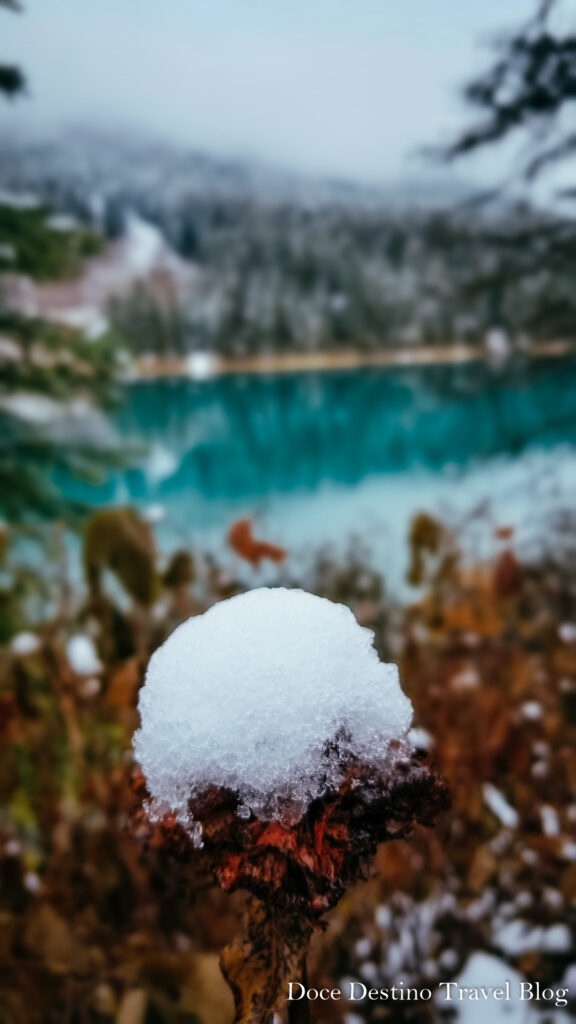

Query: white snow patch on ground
left=10, top=632, right=41, bottom=656
left=121, top=214, right=165, bottom=276
left=66, top=635, right=103, bottom=676
left=437, top=952, right=536, bottom=1023
left=483, top=783, right=519, bottom=829
left=521, top=701, right=542, bottom=722
left=134, top=587, right=413, bottom=830
left=495, top=919, right=572, bottom=957
left=186, top=351, right=219, bottom=380
left=540, top=805, right=560, bottom=837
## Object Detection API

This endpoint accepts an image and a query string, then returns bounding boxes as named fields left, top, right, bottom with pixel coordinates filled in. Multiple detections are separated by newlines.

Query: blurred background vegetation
left=1, top=1, right=576, bottom=1022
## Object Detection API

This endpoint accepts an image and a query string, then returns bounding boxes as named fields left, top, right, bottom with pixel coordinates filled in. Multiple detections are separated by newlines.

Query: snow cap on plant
left=134, top=588, right=448, bottom=916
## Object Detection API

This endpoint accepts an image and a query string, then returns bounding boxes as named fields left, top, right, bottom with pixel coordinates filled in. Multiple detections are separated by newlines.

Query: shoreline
left=126, top=339, right=576, bottom=380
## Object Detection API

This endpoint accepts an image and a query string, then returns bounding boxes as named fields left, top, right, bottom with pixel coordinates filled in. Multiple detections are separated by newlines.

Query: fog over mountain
left=0, top=127, right=475, bottom=211
left=0, top=0, right=531, bottom=184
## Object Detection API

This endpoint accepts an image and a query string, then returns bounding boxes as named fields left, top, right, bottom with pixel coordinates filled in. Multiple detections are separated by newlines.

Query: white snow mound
left=134, top=587, right=413, bottom=830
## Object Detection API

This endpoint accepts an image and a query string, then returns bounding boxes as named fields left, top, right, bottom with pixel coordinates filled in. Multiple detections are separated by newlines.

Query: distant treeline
left=1, top=134, right=575, bottom=357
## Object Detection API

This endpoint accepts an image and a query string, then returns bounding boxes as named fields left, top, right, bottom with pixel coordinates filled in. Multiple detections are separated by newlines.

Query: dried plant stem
left=220, top=897, right=313, bottom=1024
left=287, top=961, right=311, bottom=1024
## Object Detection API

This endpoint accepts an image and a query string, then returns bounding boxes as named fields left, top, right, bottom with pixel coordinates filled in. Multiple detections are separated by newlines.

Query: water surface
left=59, top=359, right=576, bottom=585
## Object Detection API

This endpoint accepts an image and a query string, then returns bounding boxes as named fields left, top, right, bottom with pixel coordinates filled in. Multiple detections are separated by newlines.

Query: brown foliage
left=3, top=508, right=576, bottom=1022
left=84, top=507, right=159, bottom=607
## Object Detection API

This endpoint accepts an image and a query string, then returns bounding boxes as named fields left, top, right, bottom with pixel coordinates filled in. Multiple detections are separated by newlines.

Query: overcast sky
left=0, top=0, right=533, bottom=184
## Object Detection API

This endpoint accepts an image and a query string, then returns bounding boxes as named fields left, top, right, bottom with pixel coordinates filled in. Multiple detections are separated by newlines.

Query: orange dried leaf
left=227, top=518, right=287, bottom=568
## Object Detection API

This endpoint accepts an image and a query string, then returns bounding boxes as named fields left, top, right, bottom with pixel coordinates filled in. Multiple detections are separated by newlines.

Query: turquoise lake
left=61, top=358, right=576, bottom=587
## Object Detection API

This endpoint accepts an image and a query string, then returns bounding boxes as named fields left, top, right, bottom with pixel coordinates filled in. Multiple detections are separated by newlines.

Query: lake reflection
left=58, top=359, right=576, bottom=582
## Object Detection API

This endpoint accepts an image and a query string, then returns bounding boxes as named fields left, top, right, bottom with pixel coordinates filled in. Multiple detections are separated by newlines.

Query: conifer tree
left=0, top=1, right=125, bottom=523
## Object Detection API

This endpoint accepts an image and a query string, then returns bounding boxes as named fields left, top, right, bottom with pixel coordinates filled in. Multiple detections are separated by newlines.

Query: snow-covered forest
left=2, top=132, right=575, bottom=359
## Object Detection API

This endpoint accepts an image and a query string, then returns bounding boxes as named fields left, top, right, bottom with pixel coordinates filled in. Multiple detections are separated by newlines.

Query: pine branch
left=0, top=65, right=26, bottom=99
